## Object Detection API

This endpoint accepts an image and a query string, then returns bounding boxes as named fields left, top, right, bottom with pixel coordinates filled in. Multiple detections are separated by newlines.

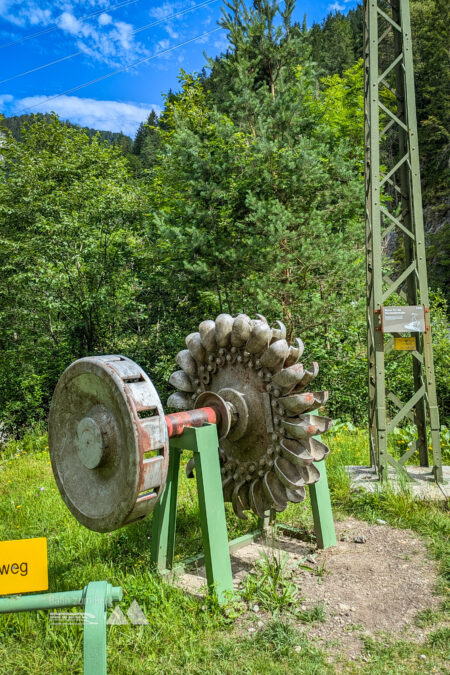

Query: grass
left=240, top=547, right=303, bottom=615
left=0, top=425, right=448, bottom=674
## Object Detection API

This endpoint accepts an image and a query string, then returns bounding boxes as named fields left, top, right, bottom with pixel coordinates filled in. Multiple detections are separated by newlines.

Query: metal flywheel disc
left=168, top=314, right=332, bottom=519
left=48, top=355, right=169, bottom=532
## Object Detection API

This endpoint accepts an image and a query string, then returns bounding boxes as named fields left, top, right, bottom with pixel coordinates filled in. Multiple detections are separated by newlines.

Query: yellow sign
left=0, top=538, right=48, bottom=596
left=394, top=337, right=416, bottom=351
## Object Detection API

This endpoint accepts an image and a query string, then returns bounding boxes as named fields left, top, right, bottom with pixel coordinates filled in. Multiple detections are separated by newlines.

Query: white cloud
left=0, top=2, right=147, bottom=66
left=165, top=24, right=179, bottom=40
left=156, top=38, right=170, bottom=52
left=213, top=36, right=228, bottom=52
left=98, top=12, right=111, bottom=26
left=7, top=95, right=161, bottom=137
left=27, top=6, right=52, bottom=25
left=0, top=93, right=13, bottom=103
left=58, top=11, right=82, bottom=34
left=148, top=2, right=181, bottom=21
left=113, top=20, right=133, bottom=50
left=328, top=2, right=345, bottom=10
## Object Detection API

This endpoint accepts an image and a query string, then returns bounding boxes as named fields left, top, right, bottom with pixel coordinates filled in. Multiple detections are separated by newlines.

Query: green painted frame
left=151, top=424, right=336, bottom=605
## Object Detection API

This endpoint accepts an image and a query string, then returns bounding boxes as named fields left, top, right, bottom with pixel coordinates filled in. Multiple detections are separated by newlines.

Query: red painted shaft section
left=165, top=406, right=218, bottom=438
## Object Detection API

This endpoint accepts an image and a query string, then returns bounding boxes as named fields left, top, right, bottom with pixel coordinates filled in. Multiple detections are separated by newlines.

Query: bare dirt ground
left=174, top=516, right=443, bottom=661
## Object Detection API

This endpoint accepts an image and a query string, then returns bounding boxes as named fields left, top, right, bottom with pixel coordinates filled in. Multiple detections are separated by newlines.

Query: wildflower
left=40, top=487, right=45, bottom=491
left=16, top=505, right=21, bottom=508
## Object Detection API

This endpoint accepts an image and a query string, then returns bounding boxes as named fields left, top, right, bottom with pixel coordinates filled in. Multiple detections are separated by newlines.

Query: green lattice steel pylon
left=363, top=0, right=443, bottom=482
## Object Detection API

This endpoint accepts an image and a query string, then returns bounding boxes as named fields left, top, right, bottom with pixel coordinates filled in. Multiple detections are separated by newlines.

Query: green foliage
left=296, top=603, right=326, bottom=624
left=0, top=112, right=132, bottom=151
left=0, top=0, right=448, bottom=435
left=132, top=110, right=161, bottom=170
left=313, top=59, right=364, bottom=157
left=241, top=548, right=300, bottom=615
left=147, top=2, right=367, bottom=424
left=309, top=9, right=356, bottom=76
left=0, top=115, right=147, bottom=430
left=427, top=627, right=450, bottom=650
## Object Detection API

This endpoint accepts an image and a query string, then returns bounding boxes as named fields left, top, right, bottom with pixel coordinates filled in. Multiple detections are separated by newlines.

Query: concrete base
left=345, top=465, right=449, bottom=501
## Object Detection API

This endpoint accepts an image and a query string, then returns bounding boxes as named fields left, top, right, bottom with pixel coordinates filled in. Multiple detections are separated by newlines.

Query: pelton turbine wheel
left=168, top=313, right=332, bottom=519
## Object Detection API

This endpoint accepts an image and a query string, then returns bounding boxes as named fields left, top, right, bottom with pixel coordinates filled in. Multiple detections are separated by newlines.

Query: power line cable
left=16, top=26, right=222, bottom=115
left=0, top=0, right=219, bottom=86
left=0, top=0, right=143, bottom=50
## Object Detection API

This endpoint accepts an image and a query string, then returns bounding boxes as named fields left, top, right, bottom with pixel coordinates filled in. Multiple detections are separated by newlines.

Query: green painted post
left=151, top=424, right=234, bottom=604
left=307, top=410, right=336, bottom=549
left=151, top=446, right=181, bottom=570
left=309, top=461, right=337, bottom=549
left=190, top=425, right=234, bottom=604
left=83, top=581, right=121, bottom=675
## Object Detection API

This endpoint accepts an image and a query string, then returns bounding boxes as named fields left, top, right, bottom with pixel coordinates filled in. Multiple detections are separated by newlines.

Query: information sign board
left=381, top=305, right=425, bottom=333
left=394, top=337, right=416, bottom=351
left=0, top=538, right=48, bottom=595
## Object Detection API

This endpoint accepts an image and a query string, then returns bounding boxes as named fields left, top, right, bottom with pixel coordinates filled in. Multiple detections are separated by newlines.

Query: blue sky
left=0, top=0, right=358, bottom=138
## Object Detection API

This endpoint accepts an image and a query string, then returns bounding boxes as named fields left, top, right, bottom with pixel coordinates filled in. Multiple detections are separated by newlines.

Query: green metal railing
left=0, top=581, right=122, bottom=675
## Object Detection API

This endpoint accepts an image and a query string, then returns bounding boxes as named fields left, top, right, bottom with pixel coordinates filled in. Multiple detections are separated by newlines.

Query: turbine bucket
left=167, top=391, right=192, bottom=410
left=175, top=349, right=197, bottom=376
left=169, top=370, right=195, bottom=392
left=279, top=391, right=329, bottom=415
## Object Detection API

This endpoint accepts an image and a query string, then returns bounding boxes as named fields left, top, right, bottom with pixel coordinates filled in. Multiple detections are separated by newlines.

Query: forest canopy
left=0, top=0, right=448, bottom=436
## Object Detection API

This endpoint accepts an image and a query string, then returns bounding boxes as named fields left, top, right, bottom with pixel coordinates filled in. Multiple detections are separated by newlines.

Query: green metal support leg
left=261, top=461, right=336, bottom=550
left=151, top=446, right=181, bottom=570
left=309, top=461, right=337, bottom=549
left=83, top=581, right=121, bottom=675
left=151, top=420, right=336, bottom=609
left=251, top=418, right=336, bottom=549
left=151, top=424, right=234, bottom=604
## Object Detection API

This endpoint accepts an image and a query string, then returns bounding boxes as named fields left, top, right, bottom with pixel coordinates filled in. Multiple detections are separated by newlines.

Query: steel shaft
left=165, top=406, right=219, bottom=438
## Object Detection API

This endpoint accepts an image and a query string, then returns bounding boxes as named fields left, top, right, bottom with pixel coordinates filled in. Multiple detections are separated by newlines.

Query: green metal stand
left=151, top=424, right=234, bottom=604
left=0, top=581, right=122, bottom=675
left=151, top=423, right=336, bottom=604
left=308, top=460, right=336, bottom=549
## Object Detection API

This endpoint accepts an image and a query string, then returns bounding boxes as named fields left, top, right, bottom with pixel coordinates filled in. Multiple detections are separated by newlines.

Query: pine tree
left=149, top=0, right=364, bottom=336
